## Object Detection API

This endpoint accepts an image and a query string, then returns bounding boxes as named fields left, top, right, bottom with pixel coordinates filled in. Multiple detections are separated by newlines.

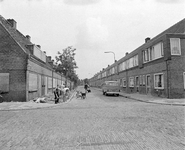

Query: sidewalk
left=0, top=90, right=76, bottom=111
left=94, top=87, right=185, bottom=106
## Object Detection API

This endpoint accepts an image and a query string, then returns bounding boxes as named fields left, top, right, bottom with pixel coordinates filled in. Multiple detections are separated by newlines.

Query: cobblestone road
left=0, top=88, right=185, bottom=150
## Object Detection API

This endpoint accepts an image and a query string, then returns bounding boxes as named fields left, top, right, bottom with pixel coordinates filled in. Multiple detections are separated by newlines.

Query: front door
left=135, top=76, right=139, bottom=92
left=41, top=76, right=45, bottom=96
left=146, top=74, right=151, bottom=94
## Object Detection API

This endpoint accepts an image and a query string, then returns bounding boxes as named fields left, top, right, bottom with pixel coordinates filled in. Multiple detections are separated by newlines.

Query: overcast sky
left=0, top=0, right=184, bottom=79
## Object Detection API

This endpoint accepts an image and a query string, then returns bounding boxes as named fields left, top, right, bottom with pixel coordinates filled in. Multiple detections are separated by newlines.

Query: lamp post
left=104, top=51, right=116, bottom=63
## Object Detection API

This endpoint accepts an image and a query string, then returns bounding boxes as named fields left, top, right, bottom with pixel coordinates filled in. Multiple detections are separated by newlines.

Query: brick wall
left=0, top=24, right=27, bottom=102
left=168, top=38, right=185, bottom=98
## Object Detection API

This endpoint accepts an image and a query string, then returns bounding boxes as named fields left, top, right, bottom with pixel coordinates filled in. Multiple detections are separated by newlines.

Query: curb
left=93, top=87, right=185, bottom=106
left=0, top=91, right=76, bottom=111
left=119, top=95, right=185, bottom=106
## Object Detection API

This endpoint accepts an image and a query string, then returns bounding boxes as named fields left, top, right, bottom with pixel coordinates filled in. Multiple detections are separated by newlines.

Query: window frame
left=143, top=75, right=145, bottom=85
left=122, top=78, right=126, bottom=87
left=129, top=77, right=134, bottom=87
left=154, top=73, right=164, bottom=89
left=140, top=75, right=142, bottom=86
left=135, top=76, right=139, bottom=87
left=28, top=73, right=38, bottom=92
left=143, top=42, right=164, bottom=63
left=170, top=38, right=181, bottom=55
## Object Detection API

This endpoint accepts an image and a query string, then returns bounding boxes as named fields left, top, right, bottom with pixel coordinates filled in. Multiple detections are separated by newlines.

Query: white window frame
left=140, top=75, right=142, bottom=85
left=143, top=42, right=164, bottom=63
left=152, top=42, right=164, bottom=60
left=143, top=75, right=145, bottom=85
left=170, top=38, right=181, bottom=55
left=129, top=77, right=134, bottom=87
left=154, top=73, right=164, bottom=89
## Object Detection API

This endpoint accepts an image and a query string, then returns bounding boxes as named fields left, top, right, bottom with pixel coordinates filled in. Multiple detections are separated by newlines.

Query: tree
left=83, top=78, right=89, bottom=85
left=55, top=46, right=79, bottom=86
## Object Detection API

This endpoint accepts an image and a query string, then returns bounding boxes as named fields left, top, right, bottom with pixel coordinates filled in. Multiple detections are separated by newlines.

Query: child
left=54, top=86, right=60, bottom=104
left=81, top=88, right=86, bottom=99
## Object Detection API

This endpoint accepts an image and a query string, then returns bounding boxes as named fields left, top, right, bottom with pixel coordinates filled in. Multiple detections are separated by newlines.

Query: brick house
left=90, top=18, right=185, bottom=98
left=0, top=16, right=66, bottom=102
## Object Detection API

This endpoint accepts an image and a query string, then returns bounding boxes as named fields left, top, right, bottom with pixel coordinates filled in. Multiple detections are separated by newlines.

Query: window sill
left=0, top=91, right=9, bottom=94
left=28, top=90, right=37, bottom=93
left=154, top=88, right=164, bottom=90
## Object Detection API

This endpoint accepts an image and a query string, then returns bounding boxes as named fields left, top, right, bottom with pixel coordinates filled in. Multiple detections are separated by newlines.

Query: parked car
left=101, top=81, right=121, bottom=96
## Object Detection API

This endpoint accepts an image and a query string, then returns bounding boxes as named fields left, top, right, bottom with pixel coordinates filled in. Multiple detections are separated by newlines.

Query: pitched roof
left=0, top=15, right=32, bottom=55
left=0, top=15, right=54, bottom=68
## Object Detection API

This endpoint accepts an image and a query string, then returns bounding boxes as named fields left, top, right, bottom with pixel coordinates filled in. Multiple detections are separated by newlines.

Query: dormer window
left=26, top=44, right=46, bottom=62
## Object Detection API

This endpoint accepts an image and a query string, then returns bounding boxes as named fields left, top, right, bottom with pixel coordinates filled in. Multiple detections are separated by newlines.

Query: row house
left=90, top=18, right=185, bottom=98
left=0, top=16, right=67, bottom=102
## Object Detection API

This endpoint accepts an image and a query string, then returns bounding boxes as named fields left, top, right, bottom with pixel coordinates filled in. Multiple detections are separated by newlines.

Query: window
left=154, top=73, right=164, bottom=89
left=118, top=63, right=122, bottom=72
left=115, top=66, right=117, bottom=74
left=143, top=42, right=163, bottom=63
left=135, top=76, right=139, bottom=87
left=125, top=60, right=128, bottom=69
left=152, top=42, right=164, bottom=59
left=124, top=55, right=139, bottom=70
left=119, top=62, right=126, bottom=72
left=143, top=75, right=145, bottom=85
left=0, top=73, right=9, bottom=92
left=129, top=77, right=134, bottom=87
left=29, top=73, right=37, bottom=91
left=146, top=75, right=151, bottom=87
left=53, top=78, right=57, bottom=88
left=102, top=72, right=106, bottom=78
left=122, top=78, right=126, bottom=87
left=170, top=38, right=181, bottom=55
left=140, top=75, right=142, bottom=85
left=133, top=55, right=138, bottom=66
left=48, top=77, right=52, bottom=88
left=111, top=67, right=115, bottom=74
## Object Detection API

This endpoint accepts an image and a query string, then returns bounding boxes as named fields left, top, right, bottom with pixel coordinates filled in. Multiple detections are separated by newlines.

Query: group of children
left=76, top=83, right=91, bottom=99
left=54, top=85, right=69, bottom=104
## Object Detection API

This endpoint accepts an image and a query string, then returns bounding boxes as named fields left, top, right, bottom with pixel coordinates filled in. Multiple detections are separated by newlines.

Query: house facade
left=0, top=16, right=67, bottom=102
left=90, top=19, right=185, bottom=99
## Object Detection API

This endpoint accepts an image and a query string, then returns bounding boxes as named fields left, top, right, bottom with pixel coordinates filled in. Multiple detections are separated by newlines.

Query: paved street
left=0, top=87, right=185, bottom=150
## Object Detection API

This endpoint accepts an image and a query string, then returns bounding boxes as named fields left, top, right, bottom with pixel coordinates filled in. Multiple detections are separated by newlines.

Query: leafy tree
left=55, top=46, right=79, bottom=86
left=83, top=78, right=89, bottom=84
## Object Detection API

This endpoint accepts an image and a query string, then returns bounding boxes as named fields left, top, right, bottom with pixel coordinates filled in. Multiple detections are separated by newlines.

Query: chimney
left=7, top=19, right=17, bottom=29
left=48, top=58, right=54, bottom=66
left=26, top=35, right=31, bottom=42
left=145, top=37, right=150, bottom=43
left=37, top=45, right=41, bottom=49
left=125, top=52, right=129, bottom=56
left=47, top=56, right=52, bottom=61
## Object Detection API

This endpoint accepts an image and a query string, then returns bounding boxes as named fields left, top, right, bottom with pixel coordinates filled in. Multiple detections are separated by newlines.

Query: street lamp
left=104, top=51, right=116, bottom=63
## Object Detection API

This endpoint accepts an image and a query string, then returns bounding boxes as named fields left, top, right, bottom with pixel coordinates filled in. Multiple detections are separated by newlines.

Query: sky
left=0, top=0, right=184, bottom=79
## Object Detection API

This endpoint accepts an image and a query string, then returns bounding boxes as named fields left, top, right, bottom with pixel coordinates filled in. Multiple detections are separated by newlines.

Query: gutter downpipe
left=166, top=60, right=170, bottom=99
